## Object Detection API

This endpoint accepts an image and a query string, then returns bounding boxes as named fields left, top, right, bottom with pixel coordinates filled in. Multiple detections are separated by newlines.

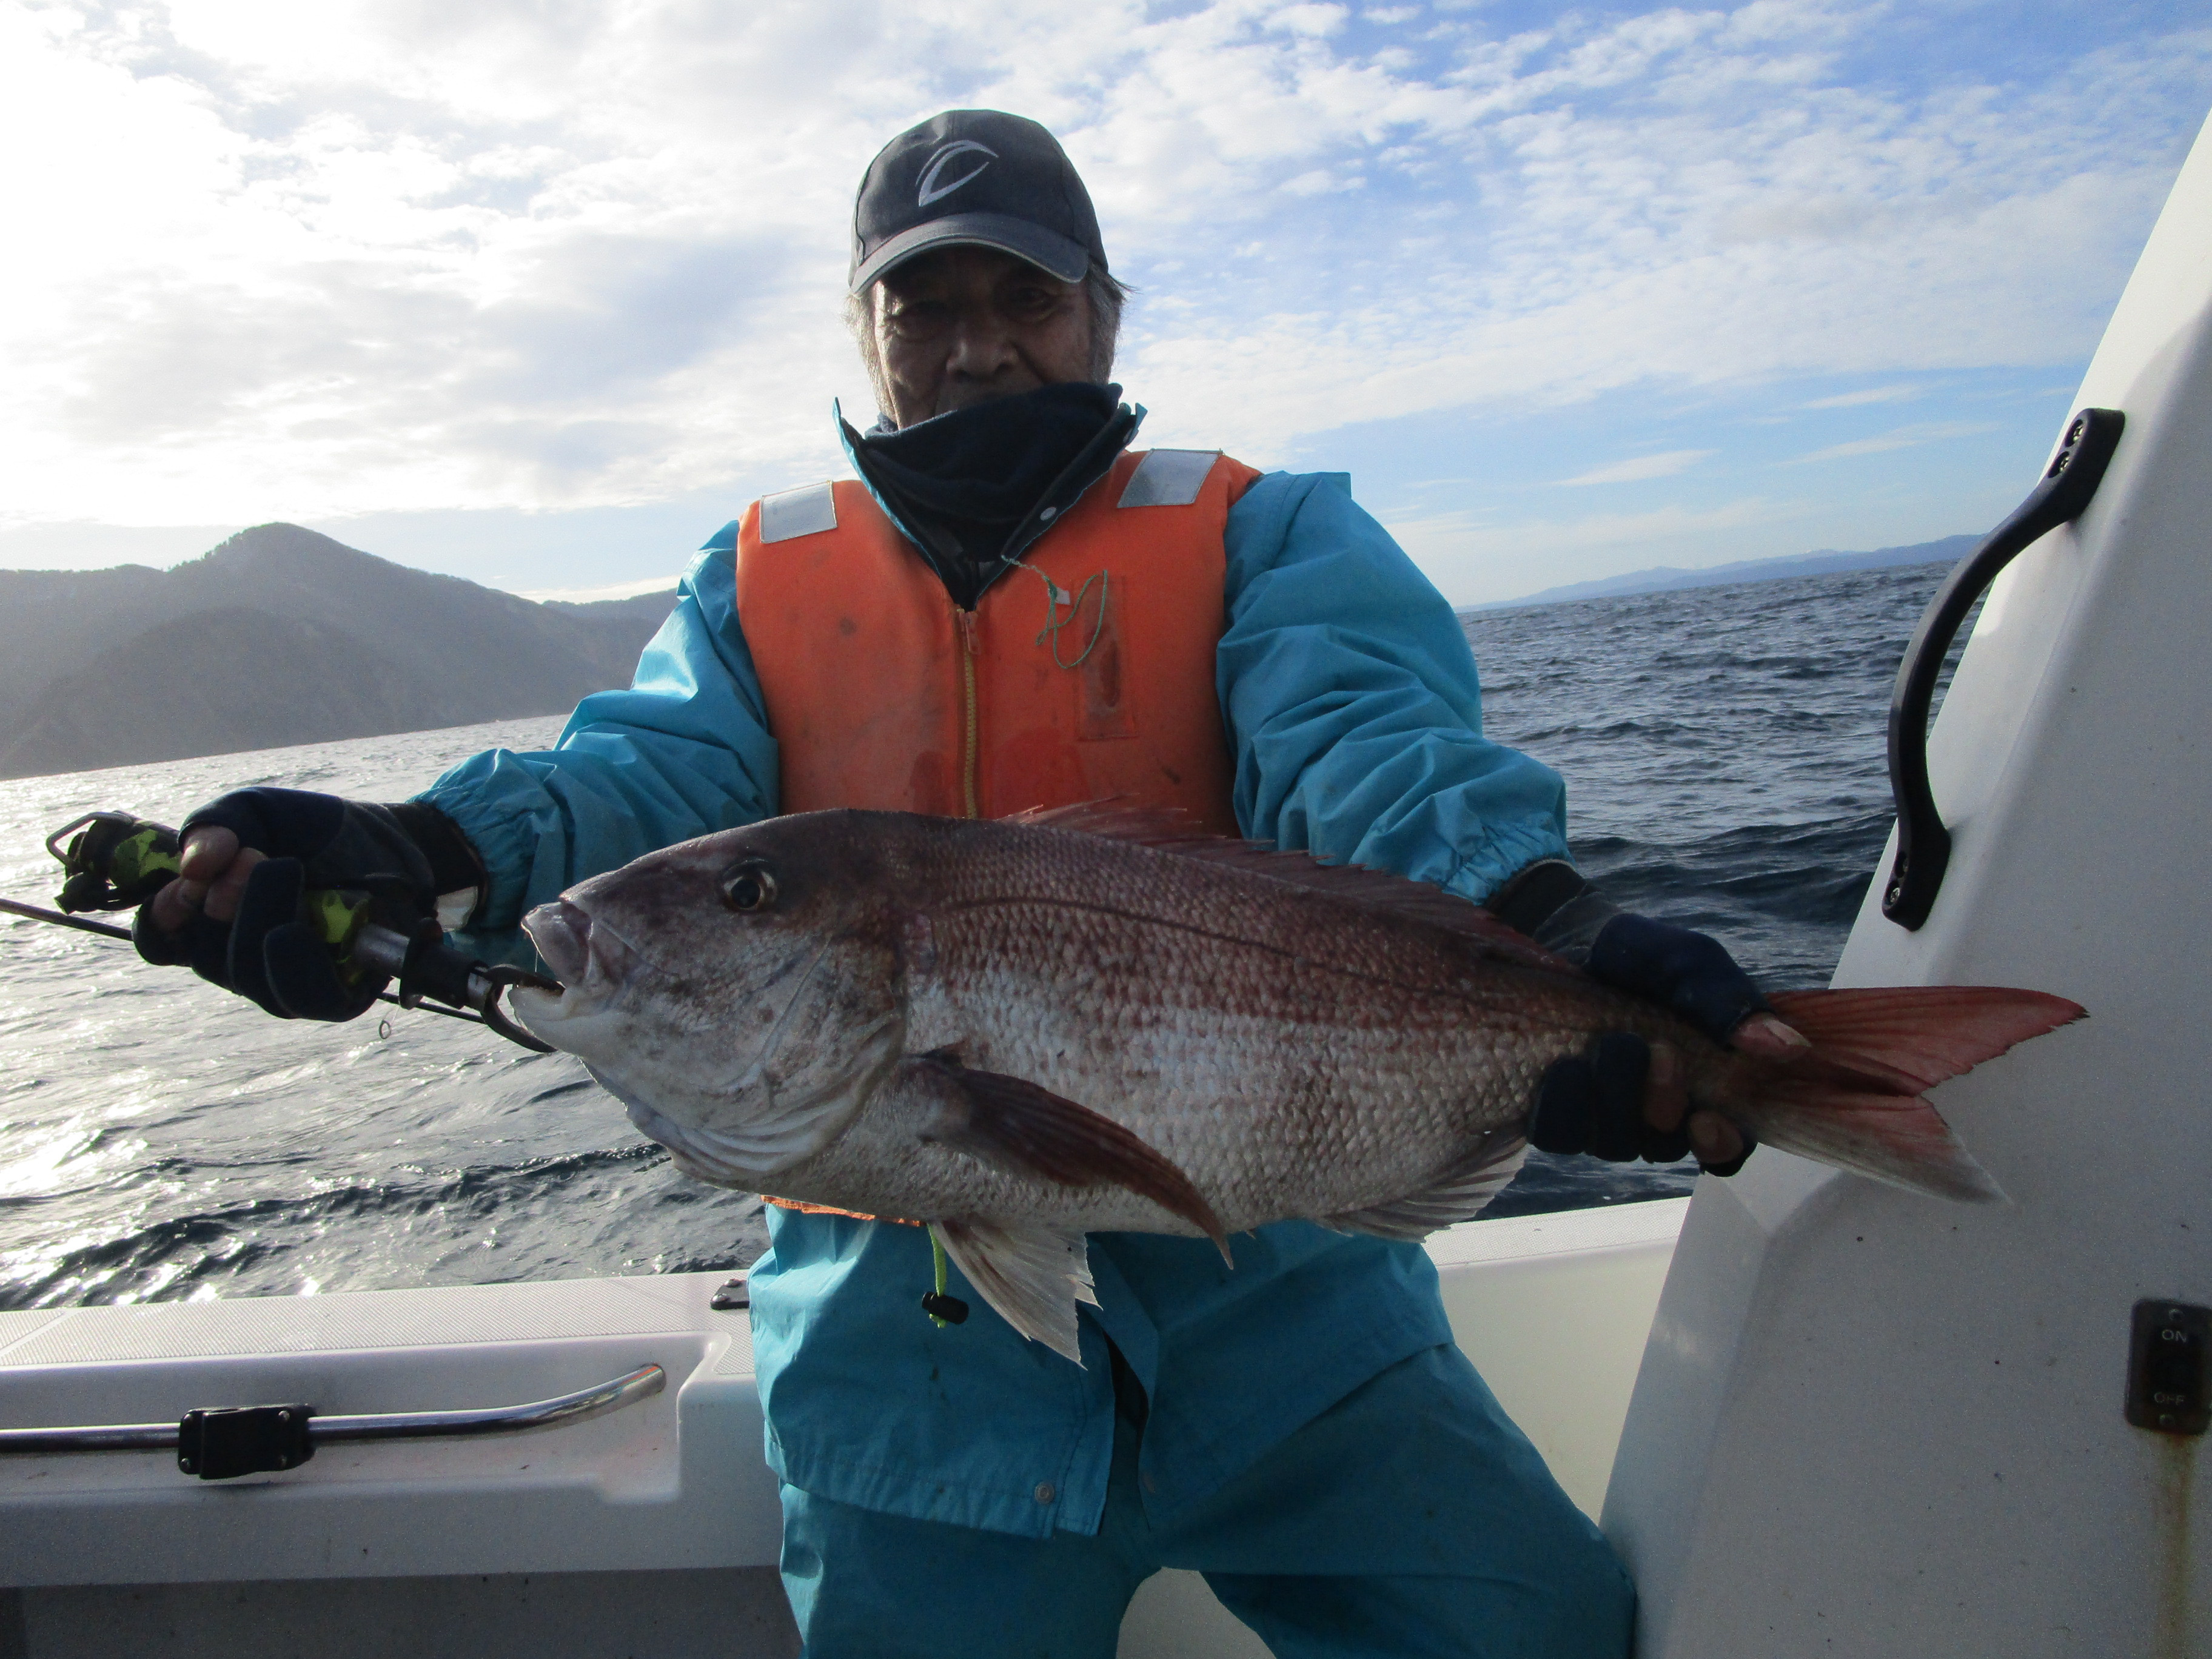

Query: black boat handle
left=1882, top=407, right=2125, bottom=930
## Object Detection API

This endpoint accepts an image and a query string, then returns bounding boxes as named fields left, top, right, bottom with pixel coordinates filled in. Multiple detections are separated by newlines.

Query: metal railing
left=0, top=1364, right=666, bottom=1478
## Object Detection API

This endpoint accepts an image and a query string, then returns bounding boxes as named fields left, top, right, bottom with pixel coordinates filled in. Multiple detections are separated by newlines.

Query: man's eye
left=886, top=301, right=949, bottom=333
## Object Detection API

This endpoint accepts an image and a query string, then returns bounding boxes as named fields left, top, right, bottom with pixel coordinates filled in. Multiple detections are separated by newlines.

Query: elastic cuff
left=1486, top=859, right=1621, bottom=964
left=386, top=802, right=487, bottom=917
left=1486, top=858, right=1589, bottom=934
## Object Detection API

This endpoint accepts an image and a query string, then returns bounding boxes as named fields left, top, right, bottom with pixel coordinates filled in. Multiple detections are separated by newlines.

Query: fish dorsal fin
left=1006, top=802, right=1575, bottom=973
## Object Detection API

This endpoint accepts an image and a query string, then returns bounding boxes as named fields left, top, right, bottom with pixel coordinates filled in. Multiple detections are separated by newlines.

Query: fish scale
left=511, top=805, right=2083, bottom=1361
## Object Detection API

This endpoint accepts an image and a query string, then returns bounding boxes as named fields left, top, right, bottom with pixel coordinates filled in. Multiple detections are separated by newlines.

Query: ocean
left=0, top=560, right=1960, bottom=1310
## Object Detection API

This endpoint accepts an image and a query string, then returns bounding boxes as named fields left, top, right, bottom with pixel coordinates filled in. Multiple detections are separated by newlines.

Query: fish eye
left=720, top=860, right=778, bottom=914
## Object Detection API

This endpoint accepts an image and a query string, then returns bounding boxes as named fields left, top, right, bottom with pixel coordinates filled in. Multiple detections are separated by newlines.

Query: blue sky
left=0, top=0, right=2205, bottom=605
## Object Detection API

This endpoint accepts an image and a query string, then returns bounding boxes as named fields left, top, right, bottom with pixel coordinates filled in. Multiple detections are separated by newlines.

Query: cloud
left=1788, top=421, right=1997, bottom=463
left=518, top=573, right=683, bottom=603
left=0, top=0, right=2205, bottom=530
left=1557, top=447, right=1716, bottom=484
left=1802, top=383, right=1925, bottom=408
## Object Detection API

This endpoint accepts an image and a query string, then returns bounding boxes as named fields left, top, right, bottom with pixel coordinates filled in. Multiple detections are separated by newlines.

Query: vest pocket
left=1076, top=575, right=1138, bottom=741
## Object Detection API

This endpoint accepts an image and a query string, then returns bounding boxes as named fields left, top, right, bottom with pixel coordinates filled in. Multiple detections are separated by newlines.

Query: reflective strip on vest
left=732, top=448, right=1262, bottom=830
left=1117, top=449, right=1219, bottom=509
left=759, top=481, right=839, bottom=543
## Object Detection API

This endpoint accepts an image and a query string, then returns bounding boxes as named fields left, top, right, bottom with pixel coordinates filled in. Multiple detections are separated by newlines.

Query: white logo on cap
left=917, top=140, right=997, bottom=207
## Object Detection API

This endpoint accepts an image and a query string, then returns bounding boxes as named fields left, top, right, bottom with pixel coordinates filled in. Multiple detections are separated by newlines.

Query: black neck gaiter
left=843, top=383, right=1139, bottom=608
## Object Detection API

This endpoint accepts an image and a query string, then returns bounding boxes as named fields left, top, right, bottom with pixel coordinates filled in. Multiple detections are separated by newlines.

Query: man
left=146, top=110, right=1794, bottom=1657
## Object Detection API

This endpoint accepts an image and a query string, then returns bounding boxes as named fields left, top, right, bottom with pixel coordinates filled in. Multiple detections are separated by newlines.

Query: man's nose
left=944, top=312, right=1019, bottom=380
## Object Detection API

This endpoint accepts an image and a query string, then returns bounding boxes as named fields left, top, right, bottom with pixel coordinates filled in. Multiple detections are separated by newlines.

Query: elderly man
left=146, top=110, right=1789, bottom=1658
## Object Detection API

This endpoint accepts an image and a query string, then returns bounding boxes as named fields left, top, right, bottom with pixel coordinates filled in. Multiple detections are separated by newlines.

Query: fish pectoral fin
left=931, top=1219, right=1096, bottom=1364
left=911, top=1056, right=1228, bottom=1255
left=1324, top=1131, right=1529, bottom=1241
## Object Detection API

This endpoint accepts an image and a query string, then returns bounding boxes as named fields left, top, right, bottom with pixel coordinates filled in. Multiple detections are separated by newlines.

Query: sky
left=0, top=1, right=2206, bottom=606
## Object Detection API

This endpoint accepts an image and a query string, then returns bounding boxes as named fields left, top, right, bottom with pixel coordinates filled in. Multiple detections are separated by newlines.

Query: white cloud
left=519, top=574, right=682, bottom=604
left=0, top=0, right=2204, bottom=533
left=1802, top=383, right=1924, bottom=408
left=1788, top=421, right=1997, bottom=463
left=1557, top=447, right=1716, bottom=484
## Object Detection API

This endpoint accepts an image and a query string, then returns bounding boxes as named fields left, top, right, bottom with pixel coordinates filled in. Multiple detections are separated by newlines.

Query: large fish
left=510, top=805, right=2081, bottom=1359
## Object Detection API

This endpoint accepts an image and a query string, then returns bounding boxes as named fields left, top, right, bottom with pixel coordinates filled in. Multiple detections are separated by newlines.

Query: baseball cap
left=850, top=110, right=1108, bottom=294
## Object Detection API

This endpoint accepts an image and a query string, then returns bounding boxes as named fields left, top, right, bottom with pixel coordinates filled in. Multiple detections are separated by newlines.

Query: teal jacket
left=418, top=464, right=1570, bottom=1538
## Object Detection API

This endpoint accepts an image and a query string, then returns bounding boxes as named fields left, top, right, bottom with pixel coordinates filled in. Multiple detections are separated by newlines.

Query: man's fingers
left=148, top=879, right=200, bottom=933
left=1640, top=1041, right=1687, bottom=1133
left=1732, top=1011, right=1809, bottom=1057
left=176, top=826, right=240, bottom=882
left=201, top=846, right=265, bottom=923
left=1687, top=1110, right=1744, bottom=1167
left=149, top=828, right=238, bottom=932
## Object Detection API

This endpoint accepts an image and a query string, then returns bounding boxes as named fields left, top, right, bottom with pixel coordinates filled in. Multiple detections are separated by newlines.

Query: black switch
left=2126, top=1301, right=2210, bottom=1436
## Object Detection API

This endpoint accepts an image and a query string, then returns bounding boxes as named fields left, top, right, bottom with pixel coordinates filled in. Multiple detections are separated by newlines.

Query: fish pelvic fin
left=1325, top=1131, right=1529, bottom=1241
left=930, top=1219, right=1096, bottom=1364
left=912, top=1053, right=1229, bottom=1253
left=1731, top=985, right=2085, bottom=1203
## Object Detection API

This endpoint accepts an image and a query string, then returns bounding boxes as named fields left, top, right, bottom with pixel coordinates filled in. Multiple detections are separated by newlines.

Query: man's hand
left=1489, top=862, right=1799, bottom=1176
left=132, top=788, right=480, bottom=1022
left=1528, top=913, right=1805, bottom=1175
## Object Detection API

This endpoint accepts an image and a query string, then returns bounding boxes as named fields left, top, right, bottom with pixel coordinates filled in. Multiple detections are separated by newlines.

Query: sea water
left=0, top=561, right=1958, bottom=1310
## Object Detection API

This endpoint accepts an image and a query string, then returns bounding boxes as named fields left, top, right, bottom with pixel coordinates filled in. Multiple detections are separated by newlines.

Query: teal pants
left=778, top=1343, right=1634, bottom=1658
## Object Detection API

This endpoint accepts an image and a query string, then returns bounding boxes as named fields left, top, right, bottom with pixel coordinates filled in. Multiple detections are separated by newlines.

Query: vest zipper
left=954, top=606, right=980, bottom=819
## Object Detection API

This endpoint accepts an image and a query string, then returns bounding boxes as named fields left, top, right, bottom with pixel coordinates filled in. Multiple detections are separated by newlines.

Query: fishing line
left=1005, top=558, right=1110, bottom=669
left=0, top=896, right=489, bottom=1027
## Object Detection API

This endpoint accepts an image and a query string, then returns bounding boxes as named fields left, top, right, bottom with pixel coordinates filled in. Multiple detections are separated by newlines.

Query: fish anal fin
left=1326, top=1131, right=1529, bottom=1241
left=914, top=1055, right=1228, bottom=1254
left=931, top=1219, right=1094, bottom=1363
left=1007, top=802, right=1573, bottom=973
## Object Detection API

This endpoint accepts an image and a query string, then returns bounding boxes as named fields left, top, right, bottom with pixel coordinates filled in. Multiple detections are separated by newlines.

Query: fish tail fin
left=1727, top=986, right=2083, bottom=1204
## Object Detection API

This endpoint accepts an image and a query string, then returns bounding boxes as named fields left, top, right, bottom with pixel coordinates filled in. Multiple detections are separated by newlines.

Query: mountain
left=0, top=525, right=677, bottom=780
left=1475, top=534, right=1977, bottom=611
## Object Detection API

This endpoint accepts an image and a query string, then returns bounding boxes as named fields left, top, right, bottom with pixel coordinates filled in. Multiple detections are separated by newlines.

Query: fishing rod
left=0, top=894, right=483, bottom=1029
left=3, top=812, right=560, bottom=1052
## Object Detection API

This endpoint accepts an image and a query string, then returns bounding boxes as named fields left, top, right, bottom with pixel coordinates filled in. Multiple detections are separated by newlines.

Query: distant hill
left=0, top=525, right=677, bottom=780
left=1476, top=534, right=1977, bottom=612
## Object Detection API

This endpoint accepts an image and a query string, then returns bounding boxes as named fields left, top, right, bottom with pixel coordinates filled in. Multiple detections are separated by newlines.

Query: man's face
left=869, top=246, right=1093, bottom=426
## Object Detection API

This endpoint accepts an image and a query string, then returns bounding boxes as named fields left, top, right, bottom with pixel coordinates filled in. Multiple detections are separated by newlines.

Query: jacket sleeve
left=1218, top=471, right=1569, bottom=903
left=414, top=529, right=779, bottom=962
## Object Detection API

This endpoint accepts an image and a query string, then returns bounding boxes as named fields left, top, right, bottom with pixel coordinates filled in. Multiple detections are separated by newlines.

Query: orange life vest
left=735, top=444, right=1261, bottom=1224
left=732, top=447, right=1261, bottom=832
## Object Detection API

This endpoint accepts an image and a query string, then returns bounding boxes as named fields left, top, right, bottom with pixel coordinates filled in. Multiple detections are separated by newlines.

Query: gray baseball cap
left=850, top=110, right=1108, bottom=293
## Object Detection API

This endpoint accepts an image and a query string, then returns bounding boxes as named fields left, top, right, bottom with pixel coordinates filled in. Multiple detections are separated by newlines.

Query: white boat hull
left=0, top=1199, right=1684, bottom=1656
left=1606, top=107, right=2212, bottom=1659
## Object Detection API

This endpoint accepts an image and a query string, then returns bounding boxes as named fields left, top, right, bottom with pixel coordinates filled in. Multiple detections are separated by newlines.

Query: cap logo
left=916, top=139, right=997, bottom=207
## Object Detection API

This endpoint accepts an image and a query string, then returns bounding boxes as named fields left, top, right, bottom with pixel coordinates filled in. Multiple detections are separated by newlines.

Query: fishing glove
left=132, top=788, right=484, bottom=1022
left=1489, top=858, right=1763, bottom=1176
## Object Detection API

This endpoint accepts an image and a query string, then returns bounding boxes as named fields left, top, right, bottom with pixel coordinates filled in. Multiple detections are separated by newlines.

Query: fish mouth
left=517, top=899, right=648, bottom=1024
left=526, top=899, right=594, bottom=985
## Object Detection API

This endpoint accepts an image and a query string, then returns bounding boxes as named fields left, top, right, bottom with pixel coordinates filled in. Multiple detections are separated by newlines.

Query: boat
left=3, top=102, right=2205, bottom=1659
